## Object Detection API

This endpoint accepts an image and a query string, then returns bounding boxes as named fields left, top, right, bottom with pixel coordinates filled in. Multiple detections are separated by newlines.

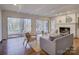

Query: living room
left=0, top=4, right=79, bottom=55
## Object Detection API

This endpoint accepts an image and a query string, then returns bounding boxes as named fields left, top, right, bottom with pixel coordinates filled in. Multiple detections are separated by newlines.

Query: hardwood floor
left=0, top=37, right=79, bottom=55
left=64, top=38, right=79, bottom=55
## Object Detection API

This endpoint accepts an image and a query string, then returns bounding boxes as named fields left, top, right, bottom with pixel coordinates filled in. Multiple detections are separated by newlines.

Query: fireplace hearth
left=59, top=27, right=70, bottom=34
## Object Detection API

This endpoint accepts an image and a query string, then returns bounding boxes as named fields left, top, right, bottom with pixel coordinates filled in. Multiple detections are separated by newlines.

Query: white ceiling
left=0, top=4, right=79, bottom=17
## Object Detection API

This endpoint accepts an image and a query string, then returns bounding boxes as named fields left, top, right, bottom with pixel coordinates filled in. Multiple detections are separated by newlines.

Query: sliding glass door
left=8, top=17, right=31, bottom=38
left=36, top=20, right=48, bottom=34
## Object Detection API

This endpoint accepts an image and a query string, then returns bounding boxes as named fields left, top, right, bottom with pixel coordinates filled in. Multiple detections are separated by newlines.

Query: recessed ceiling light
left=13, top=4, right=17, bottom=6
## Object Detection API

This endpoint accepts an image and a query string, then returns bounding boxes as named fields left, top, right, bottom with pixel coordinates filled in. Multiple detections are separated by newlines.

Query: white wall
left=50, top=18, right=56, bottom=34
left=2, top=10, right=50, bottom=39
left=0, top=9, right=2, bottom=41
left=56, top=13, right=76, bottom=24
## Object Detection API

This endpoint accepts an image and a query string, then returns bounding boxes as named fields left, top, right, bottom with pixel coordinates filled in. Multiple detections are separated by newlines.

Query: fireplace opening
left=60, top=27, right=70, bottom=35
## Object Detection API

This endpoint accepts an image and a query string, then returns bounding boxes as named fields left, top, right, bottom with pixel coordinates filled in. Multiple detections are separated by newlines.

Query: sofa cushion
left=49, top=36, right=56, bottom=41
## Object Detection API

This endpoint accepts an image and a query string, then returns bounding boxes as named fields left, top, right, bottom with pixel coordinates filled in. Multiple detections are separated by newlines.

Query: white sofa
left=40, top=34, right=73, bottom=55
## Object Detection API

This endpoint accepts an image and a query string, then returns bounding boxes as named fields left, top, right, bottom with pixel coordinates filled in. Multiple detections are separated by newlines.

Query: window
left=24, top=19, right=31, bottom=33
left=8, top=17, right=22, bottom=35
left=8, top=17, right=31, bottom=38
left=36, top=20, right=48, bottom=34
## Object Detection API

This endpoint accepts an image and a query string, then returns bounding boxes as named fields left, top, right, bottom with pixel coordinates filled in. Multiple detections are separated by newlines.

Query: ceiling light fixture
left=13, top=4, right=17, bottom=6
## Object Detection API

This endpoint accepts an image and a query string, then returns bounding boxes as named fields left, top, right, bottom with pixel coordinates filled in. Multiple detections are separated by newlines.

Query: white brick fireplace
left=56, top=23, right=76, bottom=37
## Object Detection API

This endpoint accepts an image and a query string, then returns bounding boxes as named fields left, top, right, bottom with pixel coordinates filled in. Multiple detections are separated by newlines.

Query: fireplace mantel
left=56, top=23, right=76, bottom=25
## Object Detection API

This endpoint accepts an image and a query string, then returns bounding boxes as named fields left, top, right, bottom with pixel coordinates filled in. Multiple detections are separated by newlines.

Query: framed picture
left=66, top=16, right=72, bottom=23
